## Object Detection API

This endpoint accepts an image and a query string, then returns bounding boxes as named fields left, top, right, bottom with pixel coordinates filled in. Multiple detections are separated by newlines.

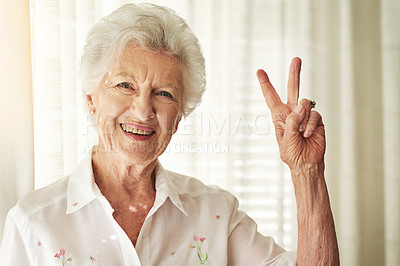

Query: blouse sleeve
left=226, top=195, right=297, bottom=266
left=0, top=207, right=32, bottom=265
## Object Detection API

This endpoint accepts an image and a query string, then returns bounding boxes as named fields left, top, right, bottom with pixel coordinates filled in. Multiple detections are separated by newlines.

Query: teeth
left=121, top=124, right=153, bottom=135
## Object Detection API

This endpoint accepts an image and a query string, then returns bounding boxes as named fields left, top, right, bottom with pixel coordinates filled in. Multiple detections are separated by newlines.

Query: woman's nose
left=129, top=94, right=155, bottom=122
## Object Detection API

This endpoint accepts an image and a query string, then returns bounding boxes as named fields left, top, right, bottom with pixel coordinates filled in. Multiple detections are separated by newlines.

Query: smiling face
left=87, top=45, right=183, bottom=165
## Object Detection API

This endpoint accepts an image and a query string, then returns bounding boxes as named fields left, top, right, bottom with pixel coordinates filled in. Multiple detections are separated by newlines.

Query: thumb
left=285, top=104, right=306, bottom=136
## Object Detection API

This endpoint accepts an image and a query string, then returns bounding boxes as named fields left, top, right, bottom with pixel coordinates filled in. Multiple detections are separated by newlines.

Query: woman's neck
left=91, top=147, right=157, bottom=201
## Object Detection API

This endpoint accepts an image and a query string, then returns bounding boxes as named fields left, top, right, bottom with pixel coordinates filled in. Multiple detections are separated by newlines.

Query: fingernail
left=299, top=124, right=305, bottom=132
left=304, top=129, right=311, bottom=138
left=294, top=105, right=303, bottom=115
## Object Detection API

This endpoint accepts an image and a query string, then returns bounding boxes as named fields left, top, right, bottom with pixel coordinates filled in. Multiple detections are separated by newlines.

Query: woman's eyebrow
left=113, top=73, right=178, bottom=91
left=114, top=72, right=137, bottom=82
left=159, top=83, right=178, bottom=91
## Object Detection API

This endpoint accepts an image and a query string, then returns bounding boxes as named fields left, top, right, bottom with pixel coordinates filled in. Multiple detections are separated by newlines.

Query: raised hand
left=256, top=57, right=325, bottom=170
left=258, top=58, right=339, bottom=265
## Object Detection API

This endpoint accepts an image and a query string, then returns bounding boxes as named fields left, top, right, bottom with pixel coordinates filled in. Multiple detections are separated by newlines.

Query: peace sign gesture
left=257, top=57, right=325, bottom=170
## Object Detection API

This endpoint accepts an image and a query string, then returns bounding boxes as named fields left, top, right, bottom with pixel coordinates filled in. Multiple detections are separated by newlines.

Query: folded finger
left=303, top=111, right=322, bottom=138
left=284, top=104, right=305, bottom=136
left=298, top=98, right=312, bottom=132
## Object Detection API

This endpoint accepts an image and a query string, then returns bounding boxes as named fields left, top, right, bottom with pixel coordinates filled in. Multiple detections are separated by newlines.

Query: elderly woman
left=0, top=3, right=339, bottom=266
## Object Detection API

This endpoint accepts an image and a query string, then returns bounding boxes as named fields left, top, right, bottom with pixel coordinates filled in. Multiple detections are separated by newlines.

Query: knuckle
left=310, top=110, right=319, bottom=117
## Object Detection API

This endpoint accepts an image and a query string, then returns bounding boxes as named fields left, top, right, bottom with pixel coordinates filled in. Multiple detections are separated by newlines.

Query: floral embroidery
left=54, top=248, right=72, bottom=265
left=37, top=241, right=42, bottom=247
left=90, top=256, right=96, bottom=263
left=73, top=202, right=78, bottom=206
left=216, top=214, right=221, bottom=220
left=192, top=235, right=208, bottom=264
left=170, top=250, right=175, bottom=256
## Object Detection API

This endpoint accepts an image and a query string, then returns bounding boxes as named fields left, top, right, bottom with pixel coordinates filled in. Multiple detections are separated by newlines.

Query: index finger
left=257, top=69, right=283, bottom=111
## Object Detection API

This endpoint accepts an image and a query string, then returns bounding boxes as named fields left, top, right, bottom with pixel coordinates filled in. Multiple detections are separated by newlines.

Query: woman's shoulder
left=9, top=176, right=69, bottom=221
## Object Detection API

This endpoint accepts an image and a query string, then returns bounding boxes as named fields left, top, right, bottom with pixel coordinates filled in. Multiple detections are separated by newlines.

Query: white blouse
left=0, top=150, right=296, bottom=265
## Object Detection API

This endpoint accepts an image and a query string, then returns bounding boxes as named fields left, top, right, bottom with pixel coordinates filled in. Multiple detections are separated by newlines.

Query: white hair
left=80, top=3, right=206, bottom=116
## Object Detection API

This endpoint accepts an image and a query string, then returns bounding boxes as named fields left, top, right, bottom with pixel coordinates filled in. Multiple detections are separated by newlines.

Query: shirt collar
left=153, top=161, right=188, bottom=216
left=66, top=147, right=188, bottom=216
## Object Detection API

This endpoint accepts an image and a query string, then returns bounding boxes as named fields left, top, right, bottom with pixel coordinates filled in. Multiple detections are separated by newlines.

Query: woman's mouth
left=120, top=123, right=156, bottom=140
left=120, top=123, right=155, bottom=136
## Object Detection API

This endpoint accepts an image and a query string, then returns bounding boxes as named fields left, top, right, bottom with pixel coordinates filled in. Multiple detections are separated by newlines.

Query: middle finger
left=287, top=57, right=301, bottom=107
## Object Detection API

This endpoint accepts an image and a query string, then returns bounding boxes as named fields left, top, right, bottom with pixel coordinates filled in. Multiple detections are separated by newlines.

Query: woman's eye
left=116, top=82, right=133, bottom=90
left=158, top=91, right=173, bottom=98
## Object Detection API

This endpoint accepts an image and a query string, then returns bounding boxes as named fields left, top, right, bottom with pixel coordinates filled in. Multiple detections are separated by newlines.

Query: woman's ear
left=86, top=94, right=95, bottom=115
